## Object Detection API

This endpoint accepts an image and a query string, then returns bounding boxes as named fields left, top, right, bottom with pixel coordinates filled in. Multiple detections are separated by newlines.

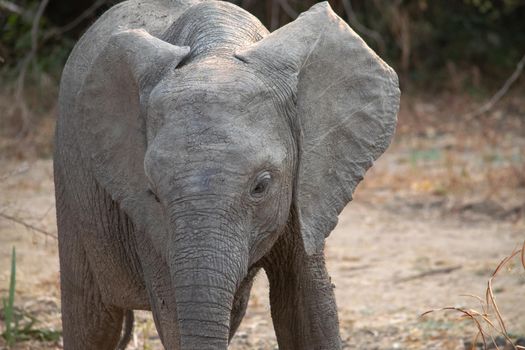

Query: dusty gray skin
left=54, top=0, right=400, bottom=349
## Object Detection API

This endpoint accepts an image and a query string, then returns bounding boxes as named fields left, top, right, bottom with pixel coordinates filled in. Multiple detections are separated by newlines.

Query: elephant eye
left=251, top=171, right=272, bottom=199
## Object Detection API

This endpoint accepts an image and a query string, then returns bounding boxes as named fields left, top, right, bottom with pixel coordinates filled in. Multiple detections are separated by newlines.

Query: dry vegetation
left=421, top=241, right=525, bottom=350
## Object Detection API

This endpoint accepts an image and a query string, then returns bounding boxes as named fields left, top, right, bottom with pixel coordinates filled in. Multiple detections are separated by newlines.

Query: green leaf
left=1, top=247, right=16, bottom=346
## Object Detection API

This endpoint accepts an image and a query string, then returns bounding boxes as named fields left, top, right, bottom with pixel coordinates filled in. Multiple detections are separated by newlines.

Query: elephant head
left=75, top=1, right=399, bottom=348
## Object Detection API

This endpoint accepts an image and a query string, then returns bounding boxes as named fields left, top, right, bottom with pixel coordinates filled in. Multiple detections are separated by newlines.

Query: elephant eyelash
left=250, top=171, right=272, bottom=199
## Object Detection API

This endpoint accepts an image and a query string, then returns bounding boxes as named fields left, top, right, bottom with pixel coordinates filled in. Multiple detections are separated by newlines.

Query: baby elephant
left=54, top=0, right=399, bottom=349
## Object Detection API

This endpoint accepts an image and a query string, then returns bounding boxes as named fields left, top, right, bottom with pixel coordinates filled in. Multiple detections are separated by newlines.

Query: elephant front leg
left=58, top=229, right=126, bottom=350
left=137, top=242, right=182, bottom=349
left=263, top=235, right=342, bottom=350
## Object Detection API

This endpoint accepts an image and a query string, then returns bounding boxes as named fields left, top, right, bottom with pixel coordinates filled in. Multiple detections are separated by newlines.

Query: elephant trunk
left=168, top=211, right=247, bottom=350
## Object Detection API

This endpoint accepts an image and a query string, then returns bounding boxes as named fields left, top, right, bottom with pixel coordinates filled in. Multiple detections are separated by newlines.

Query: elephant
left=53, top=0, right=400, bottom=349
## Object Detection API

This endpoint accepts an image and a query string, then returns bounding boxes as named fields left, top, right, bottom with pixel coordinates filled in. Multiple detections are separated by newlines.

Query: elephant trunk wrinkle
left=172, top=266, right=239, bottom=349
left=168, top=211, right=249, bottom=350
left=166, top=195, right=247, bottom=242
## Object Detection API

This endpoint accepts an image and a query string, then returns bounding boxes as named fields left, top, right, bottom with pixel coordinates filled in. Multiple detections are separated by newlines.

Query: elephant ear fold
left=236, top=2, right=400, bottom=255
left=76, top=29, right=189, bottom=205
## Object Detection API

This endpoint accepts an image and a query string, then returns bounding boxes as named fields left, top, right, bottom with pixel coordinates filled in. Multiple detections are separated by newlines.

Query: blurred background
left=1, top=0, right=525, bottom=155
left=1, top=1, right=524, bottom=349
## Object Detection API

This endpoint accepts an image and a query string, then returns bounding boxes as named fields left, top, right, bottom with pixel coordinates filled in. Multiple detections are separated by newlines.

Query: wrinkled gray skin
left=54, top=0, right=400, bottom=349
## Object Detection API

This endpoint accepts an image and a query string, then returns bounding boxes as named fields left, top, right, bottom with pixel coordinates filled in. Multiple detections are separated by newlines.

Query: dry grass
left=422, top=240, right=525, bottom=350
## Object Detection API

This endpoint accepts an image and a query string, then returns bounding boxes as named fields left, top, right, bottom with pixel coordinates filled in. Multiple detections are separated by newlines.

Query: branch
left=270, top=0, right=280, bottom=31
left=276, top=0, right=298, bottom=20
left=241, top=0, right=256, bottom=9
left=341, top=0, right=386, bottom=54
left=0, top=213, right=57, bottom=240
left=395, top=265, right=462, bottom=283
left=464, top=53, right=525, bottom=119
left=0, top=0, right=23, bottom=14
left=43, top=0, right=107, bottom=40
left=0, top=163, right=30, bottom=181
left=11, top=0, right=50, bottom=137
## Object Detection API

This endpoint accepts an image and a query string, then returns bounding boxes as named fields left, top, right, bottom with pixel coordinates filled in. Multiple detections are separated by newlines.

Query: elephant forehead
left=150, top=85, right=289, bottom=156
left=150, top=56, right=276, bottom=106
left=144, top=107, right=289, bottom=184
left=147, top=113, right=287, bottom=165
left=151, top=76, right=271, bottom=113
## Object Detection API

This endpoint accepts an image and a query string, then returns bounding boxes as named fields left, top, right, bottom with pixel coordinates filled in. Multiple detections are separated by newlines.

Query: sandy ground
left=1, top=123, right=524, bottom=349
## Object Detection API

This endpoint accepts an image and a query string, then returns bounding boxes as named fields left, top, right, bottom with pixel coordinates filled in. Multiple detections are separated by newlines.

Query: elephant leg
left=58, top=228, right=124, bottom=350
left=262, top=232, right=342, bottom=350
left=55, top=178, right=125, bottom=350
left=134, top=239, right=181, bottom=349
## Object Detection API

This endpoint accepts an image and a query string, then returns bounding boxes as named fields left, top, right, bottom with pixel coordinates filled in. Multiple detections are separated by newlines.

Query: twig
left=521, top=240, right=525, bottom=270
left=485, top=247, right=522, bottom=338
left=270, top=0, right=280, bottom=31
left=461, top=294, right=488, bottom=316
left=0, top=0, right=23, bottom=14
left=11, top=0, right=50, bottom=137
left=43, top=0, right=107, bottom=40
left=276, top=0, right=297, bottom=20
left=464, top=53, right=525, bottom=119
left=341, top=0, right=386, bottom=54
left=421, top=307, right=488, bottom=349
left=36, top=203, right=54, bottom=222
left=484, top=245, right=524, bottom=350
left=0, top=213, right=57, bottom=240
left=395, top=265, right=462, bottom=283
left=240, top=0, right=255, bottom=9
left=0, top=163, right=30, bottom=181
left=422, top=243, right=525, bottom=350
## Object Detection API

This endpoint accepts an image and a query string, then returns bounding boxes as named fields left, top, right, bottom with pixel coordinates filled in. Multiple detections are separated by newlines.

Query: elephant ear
left=236, top=2, right=400, bottom=255
left=76, top=29, right=189, bottom=207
